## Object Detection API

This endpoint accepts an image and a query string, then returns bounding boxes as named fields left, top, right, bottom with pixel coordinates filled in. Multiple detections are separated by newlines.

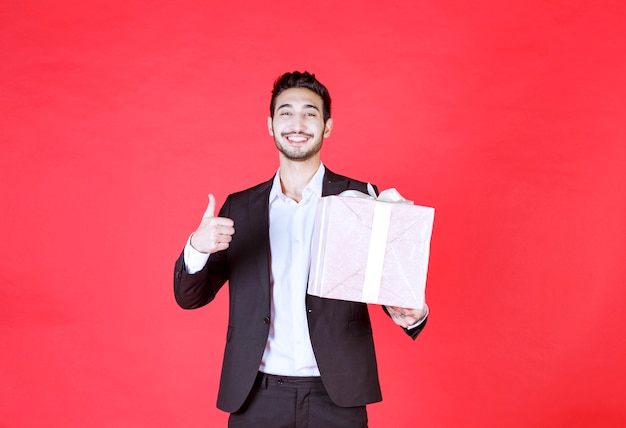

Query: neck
left=278, top=157, right=321, bottom=202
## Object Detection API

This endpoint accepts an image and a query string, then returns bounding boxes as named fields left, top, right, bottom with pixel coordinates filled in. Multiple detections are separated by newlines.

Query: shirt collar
left=270, top=163, right=326, bottom=203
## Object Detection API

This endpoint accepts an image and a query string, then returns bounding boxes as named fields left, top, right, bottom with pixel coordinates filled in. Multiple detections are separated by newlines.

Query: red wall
left=1, top=1, right=625, bottom=427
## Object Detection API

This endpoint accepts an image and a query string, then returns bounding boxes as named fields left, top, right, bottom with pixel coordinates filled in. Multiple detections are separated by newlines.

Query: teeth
left=288, top=136, right=307, bottom=142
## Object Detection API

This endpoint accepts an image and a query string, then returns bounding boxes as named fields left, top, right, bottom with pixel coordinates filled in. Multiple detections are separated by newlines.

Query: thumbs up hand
left=189, top=194, right=235, bottom=254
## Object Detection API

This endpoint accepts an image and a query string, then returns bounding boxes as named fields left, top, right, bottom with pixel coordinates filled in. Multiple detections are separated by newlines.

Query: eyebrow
left=277, top=103, right=321, bottom=112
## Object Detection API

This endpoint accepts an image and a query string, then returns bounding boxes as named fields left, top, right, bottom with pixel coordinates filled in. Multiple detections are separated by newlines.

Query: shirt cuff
left=183, top=234, right=210, bottom=274
left=406, top=303, right=429, bottom=330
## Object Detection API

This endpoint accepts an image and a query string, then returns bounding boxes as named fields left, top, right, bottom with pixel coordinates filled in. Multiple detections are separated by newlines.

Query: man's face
left=268, top=88, right=333, bottom=162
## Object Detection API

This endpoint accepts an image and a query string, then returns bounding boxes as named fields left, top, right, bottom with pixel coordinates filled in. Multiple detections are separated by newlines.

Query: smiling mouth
left=282, top=132, right=313, bottom=143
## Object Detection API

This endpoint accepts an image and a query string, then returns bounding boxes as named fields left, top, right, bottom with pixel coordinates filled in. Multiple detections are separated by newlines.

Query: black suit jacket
left=174, top=168, right=426, bottom=412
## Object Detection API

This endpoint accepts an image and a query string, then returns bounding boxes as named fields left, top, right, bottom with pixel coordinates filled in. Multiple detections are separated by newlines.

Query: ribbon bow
left=340, top=184, right=414, bottom=205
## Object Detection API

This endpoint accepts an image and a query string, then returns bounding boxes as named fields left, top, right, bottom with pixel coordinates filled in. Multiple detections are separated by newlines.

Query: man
left=174, top=71, right=428, bottom=427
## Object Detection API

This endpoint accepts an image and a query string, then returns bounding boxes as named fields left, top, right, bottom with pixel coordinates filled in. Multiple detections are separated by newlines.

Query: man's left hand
left=385, top=305, right=428, bottom=329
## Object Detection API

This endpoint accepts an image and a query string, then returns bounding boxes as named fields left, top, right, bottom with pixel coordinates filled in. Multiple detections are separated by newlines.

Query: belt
left=256, top=372, right=324, bottom=388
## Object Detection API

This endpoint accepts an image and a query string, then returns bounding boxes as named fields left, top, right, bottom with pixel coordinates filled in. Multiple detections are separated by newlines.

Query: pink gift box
left=308, top=194, right=434, bottom=309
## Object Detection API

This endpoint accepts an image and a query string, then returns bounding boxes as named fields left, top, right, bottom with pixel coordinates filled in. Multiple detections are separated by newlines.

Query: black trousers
left=228, top=372, right=368, bottom=428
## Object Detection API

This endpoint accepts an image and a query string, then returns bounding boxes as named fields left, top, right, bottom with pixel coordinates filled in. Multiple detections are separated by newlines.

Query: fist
left=190, top=194, right=235, bottom=254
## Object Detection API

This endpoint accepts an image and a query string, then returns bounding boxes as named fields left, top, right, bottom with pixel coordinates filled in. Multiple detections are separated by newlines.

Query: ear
left=323, top=118, right=333, bottom=138
left=268, top=116, right=274, bottom=136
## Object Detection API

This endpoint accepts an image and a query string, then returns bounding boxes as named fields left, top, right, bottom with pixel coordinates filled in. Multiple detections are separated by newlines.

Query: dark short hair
left=270, top=71, right=332, bottom=123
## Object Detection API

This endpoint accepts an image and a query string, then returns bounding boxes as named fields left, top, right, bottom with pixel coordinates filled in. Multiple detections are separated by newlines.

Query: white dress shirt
left=259, top=164, right=325, bottom=376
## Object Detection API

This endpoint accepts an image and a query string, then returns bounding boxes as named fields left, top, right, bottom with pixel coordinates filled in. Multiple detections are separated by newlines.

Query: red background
left=1, top=1, right=625, bottom=427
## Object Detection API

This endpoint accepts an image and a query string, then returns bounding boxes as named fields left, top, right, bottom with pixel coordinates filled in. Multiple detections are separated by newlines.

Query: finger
left=387, top=306, right=402, bottom=316
left=390, top=314, right=408, bottom=328
left=204, top=193, right=216, bottom=218
left=212, top=217, right=235, bottom=228
left=211, top=225, right=232, bottom=236
left=216, top=233, right=233, bottom=244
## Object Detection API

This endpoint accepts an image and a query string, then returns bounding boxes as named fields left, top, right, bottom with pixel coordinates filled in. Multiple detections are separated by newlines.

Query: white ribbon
left=338, top=186, right=414, bottom=303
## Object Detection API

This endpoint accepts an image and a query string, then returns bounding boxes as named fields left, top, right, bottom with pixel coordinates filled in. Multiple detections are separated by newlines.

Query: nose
left=290, top=114, right=306, bottom=133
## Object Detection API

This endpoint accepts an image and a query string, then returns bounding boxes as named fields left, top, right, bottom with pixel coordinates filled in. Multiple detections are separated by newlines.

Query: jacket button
left=264, top=316, right=270, bottom=324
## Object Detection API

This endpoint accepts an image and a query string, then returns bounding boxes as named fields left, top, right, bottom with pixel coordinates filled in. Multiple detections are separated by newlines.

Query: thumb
left=204, top=193, right=216, bottom=218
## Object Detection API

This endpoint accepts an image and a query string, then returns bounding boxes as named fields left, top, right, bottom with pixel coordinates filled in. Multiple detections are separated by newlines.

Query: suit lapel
left=247, top=178, right=273, bottom=301
left=322, top=168, right=353, bottom=196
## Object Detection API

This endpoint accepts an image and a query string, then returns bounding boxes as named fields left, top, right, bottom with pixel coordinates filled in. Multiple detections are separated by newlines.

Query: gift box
left=307, top=189, right=434, bottom=309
